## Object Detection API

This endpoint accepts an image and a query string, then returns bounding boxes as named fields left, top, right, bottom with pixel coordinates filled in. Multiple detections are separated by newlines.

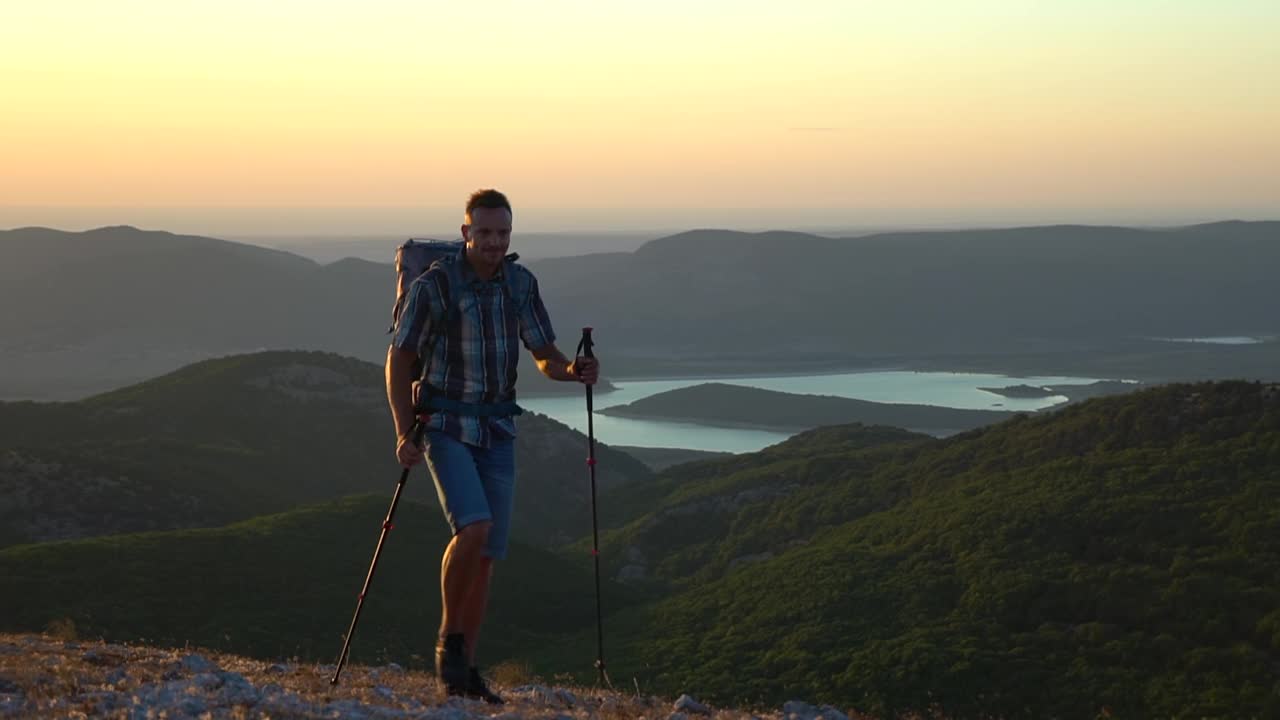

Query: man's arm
left=530, top=342, right=599, bottom=384
left=386, top=346, right=419, bottom=437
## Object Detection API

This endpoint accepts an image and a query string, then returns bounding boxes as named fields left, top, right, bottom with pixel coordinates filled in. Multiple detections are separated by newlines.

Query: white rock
left=422, top=702, right=476, bottom=720
left=0, top=697, right=21, bottom=717
left=782, top=700, right=849, bottom=720
left=511, top=684, right=579, bottom=708
left=190, top=672, right=224, bottom=691
left=324, top=698, right=375, bottom=720
left=178, top=653, right=220, bottom=674
left=217, top=671, right=259, bottom=705
left=674, top=694, right=712, bottom=715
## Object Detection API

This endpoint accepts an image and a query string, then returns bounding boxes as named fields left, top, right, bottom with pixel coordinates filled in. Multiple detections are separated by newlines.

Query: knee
left=456, top=520, right=492, bottom=552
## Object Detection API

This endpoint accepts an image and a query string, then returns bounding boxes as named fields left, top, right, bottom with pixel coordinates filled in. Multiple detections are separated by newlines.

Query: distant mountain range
left=0, top=351, right=650, bottom=549
left=3, top=222, right=1279, bottom=399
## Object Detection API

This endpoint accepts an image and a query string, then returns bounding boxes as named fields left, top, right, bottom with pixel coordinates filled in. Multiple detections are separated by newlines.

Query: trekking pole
left=576, top=327, right=611, bottom=688
left=330, top=419, right=425, bottom=685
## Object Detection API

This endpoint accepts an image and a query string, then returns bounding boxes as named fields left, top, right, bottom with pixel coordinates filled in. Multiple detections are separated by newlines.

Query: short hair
left=465, top=189, right=512, bottom=222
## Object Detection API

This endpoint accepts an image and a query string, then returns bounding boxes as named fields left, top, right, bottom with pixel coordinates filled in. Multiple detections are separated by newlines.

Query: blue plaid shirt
left=392, top=253, right=556, bottom=447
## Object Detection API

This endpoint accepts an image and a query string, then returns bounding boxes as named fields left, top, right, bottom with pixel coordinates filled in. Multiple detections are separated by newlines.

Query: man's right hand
left=396, top=432, right=425, bottom=467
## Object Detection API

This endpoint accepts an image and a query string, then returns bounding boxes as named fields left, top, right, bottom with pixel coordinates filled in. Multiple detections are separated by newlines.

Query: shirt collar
left=453, top=246, right=504, bottom=285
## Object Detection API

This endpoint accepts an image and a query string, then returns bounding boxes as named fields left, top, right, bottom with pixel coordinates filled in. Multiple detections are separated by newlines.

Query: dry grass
left=0, top=632, right=735, bottom=719
left=0, top=632, right=948, bottom=720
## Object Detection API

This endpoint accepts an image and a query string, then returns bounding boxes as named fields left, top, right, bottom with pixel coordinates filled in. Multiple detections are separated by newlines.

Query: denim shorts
left=423, top=431, right=516, bottom=560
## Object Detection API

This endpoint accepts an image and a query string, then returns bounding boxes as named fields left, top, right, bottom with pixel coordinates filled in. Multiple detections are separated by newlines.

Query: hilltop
left=0, top=632, right=877, bottom=720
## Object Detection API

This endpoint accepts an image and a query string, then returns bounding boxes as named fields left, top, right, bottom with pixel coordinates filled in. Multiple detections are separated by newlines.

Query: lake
left=520, top=370, right=1113, bottom=453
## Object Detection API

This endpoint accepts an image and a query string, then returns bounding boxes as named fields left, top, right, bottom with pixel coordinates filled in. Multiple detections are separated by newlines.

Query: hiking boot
left=434, top=633, right=468, bottom=693
left=466, top=666, right=505, bottom=704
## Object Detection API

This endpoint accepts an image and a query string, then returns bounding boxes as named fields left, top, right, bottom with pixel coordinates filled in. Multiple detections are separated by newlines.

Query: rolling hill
left=0, top=494, right=639, bottom=667
left=546, top=381, right=1280, bottom=718
left=3, top=378, right=1277, bottom=717
left=0, top=351, right=651, bottom=549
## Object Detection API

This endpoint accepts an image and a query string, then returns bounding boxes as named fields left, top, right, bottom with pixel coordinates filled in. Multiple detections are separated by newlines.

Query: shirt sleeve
left=392, top=275, right=438, bottom=354
left=518, top=273, right=556, bottom=351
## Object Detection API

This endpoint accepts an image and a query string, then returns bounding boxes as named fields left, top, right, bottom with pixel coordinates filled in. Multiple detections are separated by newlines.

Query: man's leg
left=424, top=432, right=494, bottom=691
left=439, top=521, right=492, bottom=639
left=459, top=558, right=494, bottom=664
left=463, top=435, right=516, bottom=666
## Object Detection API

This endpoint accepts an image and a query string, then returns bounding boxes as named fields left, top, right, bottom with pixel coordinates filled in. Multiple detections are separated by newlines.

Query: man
left=385, top=189, right=599, bottom=703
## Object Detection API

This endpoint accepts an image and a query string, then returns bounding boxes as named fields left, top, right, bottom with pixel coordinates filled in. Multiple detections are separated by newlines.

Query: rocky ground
left=0, top=633, right=880, bottom=720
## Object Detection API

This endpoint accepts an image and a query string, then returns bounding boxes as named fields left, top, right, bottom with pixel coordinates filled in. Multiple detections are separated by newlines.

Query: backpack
left=389, top=238, right=529, bottom=335
left=389, top=238, right=530, bottom=416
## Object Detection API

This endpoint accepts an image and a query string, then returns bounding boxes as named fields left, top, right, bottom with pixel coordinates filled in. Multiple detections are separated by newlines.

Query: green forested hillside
left=547, top=382, right=1280, bottom=719
left=5, top=367, right=1277, bottom=718
left=0, top=494, right=639, bottom=668
left=0, top=351, right=650, bottom=549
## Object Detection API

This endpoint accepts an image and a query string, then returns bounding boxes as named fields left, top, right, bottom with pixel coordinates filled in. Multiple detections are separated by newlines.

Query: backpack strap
left=500, top=257, right=533, bottom=315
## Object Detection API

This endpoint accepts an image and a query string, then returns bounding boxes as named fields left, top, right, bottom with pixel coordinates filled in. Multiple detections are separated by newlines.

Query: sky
left=2, top=0, right=1278, bottom=234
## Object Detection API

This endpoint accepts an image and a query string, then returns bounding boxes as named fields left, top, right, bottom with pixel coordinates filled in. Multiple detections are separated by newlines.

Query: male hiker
left=385, top=189, right=599, bottom=702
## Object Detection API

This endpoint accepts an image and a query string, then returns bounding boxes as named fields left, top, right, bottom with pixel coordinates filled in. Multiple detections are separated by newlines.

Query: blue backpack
left=389, top=239, right=530, bottom=416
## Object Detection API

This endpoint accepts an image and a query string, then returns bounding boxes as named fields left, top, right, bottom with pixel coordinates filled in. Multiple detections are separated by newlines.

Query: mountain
left=0, top=351, right=651, bottom=549
left=598, top=382, right=1019, bottom=435
left=530, top=222, right=1280, bottom=359
left=0, top=494, right=640, bottom=667
left=5, top=223, right=1280, bottom=399
left=0, top=225, right=607, bottom=400
left=542, top=381, right=1280, bottom=719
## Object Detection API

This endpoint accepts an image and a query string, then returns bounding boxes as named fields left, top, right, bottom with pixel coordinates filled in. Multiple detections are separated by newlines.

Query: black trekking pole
left=576, top=327, right=611, bottom=687
left=330, top=419, right=425, bottom=685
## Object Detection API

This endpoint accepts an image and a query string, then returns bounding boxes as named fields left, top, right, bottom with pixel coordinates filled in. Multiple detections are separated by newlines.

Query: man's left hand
left=570, top=357, right=599, bottom=385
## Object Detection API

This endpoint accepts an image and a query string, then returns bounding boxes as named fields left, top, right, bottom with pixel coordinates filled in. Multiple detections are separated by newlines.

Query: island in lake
left=598, top=382, right=1017, bottom=436
left=979, top=380, right=1141, bottom=403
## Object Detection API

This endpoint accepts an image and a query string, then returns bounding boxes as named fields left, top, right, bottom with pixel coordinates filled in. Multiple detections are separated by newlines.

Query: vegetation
left=547, top=382, right=1280, bottom=719
left=5, top=349, right=1277, bottom=718
left=0, top=351, right=651, bottom=549
left=0, top=494, right=642, bottom=668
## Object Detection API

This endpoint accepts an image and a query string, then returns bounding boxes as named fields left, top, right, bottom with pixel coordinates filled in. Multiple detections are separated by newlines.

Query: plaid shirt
left=392, top=253, right=556, bottom=447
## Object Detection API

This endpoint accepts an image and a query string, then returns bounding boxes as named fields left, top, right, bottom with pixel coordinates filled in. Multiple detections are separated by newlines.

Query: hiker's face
left=462, top=206, right=513, bottom=265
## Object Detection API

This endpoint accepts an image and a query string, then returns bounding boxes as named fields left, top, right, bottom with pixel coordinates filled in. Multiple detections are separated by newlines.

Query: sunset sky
left=2, top=1, right=1277, bottom=233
